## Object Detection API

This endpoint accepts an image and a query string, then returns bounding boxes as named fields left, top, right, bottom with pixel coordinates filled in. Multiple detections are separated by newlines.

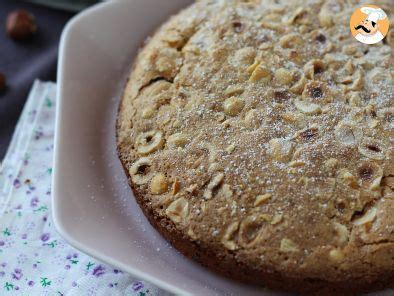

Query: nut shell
left=0, top=73, right=6, bottom=92
left=6, top=10, right=37, bottom=40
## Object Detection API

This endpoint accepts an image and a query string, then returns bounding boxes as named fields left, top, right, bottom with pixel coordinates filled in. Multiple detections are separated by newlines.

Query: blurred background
left=26, top=0, right=97, bottom=11
left=0, top=0, right=99, bottom=159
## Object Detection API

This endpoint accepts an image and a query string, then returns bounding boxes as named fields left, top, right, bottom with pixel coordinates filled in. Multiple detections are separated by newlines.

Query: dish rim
left=52, top=2, right=190, bottom=294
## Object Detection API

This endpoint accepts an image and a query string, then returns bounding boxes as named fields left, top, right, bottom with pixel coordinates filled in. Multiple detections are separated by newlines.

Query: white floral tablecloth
left=0, top=81, right=163, bottom=295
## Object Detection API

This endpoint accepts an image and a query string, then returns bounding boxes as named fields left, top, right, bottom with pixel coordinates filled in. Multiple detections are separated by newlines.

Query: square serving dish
left=52, top=1, right=277, bottom=295
left=52, top=1, right=392, bottom=295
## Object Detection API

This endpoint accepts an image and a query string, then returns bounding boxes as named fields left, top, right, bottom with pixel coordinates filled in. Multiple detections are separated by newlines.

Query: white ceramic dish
left=52, top=1, right=275, bottom=295
left=52, top=1, right=391, bottom=295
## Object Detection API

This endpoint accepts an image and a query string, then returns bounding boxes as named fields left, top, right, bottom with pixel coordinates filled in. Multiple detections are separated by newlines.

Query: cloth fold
left=0, top=81, right=161, bottom=295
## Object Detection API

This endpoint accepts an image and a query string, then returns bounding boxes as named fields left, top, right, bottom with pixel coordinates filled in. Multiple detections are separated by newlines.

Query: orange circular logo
left=350, top=5, right=389, bottom=44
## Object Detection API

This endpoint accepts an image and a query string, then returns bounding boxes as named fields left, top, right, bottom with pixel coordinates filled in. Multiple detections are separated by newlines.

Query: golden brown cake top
left=117, top=0, right=394, bottom=282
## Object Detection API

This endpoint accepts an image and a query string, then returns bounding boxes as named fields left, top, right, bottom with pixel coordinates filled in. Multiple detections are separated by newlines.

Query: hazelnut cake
left=116, top=0, right=394, bottom=294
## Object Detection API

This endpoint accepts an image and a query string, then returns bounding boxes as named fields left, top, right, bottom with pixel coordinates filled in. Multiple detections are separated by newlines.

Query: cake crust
left=117, top=0, right=394, bottom=294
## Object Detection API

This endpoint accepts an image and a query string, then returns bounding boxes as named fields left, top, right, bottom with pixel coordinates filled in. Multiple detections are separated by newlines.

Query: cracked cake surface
left=116, top=0, right=394, bottom=294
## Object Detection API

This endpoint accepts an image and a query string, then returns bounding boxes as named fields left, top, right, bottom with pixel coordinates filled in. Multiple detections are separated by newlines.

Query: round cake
left=117, top=0, right=394, bottom=294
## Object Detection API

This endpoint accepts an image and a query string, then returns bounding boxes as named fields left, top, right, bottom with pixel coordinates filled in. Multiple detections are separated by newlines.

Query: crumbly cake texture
left=117, top=0, right=394, bottom=294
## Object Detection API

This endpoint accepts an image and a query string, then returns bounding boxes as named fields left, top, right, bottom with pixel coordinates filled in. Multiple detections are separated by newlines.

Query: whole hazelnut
left=0, top=73, right=6, bottom=92
left=6, top=10, right=37, bottom=40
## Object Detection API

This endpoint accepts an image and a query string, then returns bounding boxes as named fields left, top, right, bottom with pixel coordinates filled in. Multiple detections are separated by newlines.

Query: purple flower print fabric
left=0, top=81, right=166, bottom=295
